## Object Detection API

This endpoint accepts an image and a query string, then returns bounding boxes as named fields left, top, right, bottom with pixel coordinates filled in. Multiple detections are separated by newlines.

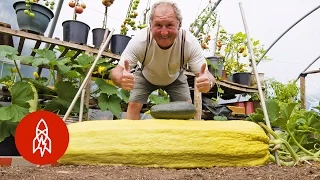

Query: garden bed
left=1, top=163, right=320, bottom=180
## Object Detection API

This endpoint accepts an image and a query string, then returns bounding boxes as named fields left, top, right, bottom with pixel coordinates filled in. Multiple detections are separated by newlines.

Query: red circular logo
left=15, top=110, right=69, bottom=165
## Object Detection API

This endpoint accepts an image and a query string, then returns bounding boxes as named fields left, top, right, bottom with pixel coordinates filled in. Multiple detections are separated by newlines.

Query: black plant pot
left=233, top=72, right=251, bottom=86
left=110, top=34, right=131, bottom=55
left=13, top=1, right=54, bottom=35
left=0, top=135, right=20, bottom=156
left=62, top=20, right=90, bottom=45
left=92, top=28, right=111, bottom=51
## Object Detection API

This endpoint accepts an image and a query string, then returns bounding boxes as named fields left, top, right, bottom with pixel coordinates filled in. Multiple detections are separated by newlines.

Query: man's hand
left=121, top=60, right=135, bottom=90
left=196, top=63, right=215, bottom=93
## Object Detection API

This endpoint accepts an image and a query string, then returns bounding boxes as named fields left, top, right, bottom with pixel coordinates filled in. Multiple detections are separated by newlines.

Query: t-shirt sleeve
left=185, top=32, right=207, bottom=74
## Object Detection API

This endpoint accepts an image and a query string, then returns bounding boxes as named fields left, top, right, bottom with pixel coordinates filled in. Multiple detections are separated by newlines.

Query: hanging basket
left=13, top=1, right=54, bottom=35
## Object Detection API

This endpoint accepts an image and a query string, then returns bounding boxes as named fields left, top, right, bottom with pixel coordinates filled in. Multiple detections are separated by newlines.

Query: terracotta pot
left=222, top=70, right=228, bottom=80
left=245, top=101, right=254, bottom=115
left=235, top=102, right=245, bottom=107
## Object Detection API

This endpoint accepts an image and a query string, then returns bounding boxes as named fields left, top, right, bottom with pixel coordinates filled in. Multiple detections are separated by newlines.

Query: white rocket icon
left=33, top=119, right=52, bottom=157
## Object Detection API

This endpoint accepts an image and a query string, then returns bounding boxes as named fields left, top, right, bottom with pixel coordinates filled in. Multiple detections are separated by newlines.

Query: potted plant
left=13, top=0, right=55, bottom=35
left=91, top=0, right=116, bottom=51
left=215, top=29, right=271, bottom=86
left=62, top=0, right=90, bottom=45
left=189, top=1, right=226, bottom=79
left=110, top=0, right=142, bottom=56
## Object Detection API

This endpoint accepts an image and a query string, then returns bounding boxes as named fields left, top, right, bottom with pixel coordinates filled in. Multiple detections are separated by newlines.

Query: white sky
left=1, top=0, right=320, bottom=106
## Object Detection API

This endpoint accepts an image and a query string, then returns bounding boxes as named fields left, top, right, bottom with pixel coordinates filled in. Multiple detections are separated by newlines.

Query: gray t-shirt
left=118, top=28, right=206, bottom=86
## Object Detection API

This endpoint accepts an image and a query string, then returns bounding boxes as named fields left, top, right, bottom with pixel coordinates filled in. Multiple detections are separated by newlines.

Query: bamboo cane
left=238, top=2, right=281, bottom=166
left=63, top=28, right=115, bottom=122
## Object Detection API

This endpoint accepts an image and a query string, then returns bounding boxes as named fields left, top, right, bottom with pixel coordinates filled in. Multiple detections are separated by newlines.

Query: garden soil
left=1, top=162, right=320, bottom=180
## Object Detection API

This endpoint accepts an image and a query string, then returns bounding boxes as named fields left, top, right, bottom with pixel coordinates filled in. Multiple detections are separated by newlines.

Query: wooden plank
left=300, top=75, right=306, bottom=109
left=301, top=69, right=320, bottom=75
left=0, top=26, right=120, bottom=60
left=193, top=77, right=202, bottom=120
left=17, top=37, right=25, bottom=56
left=58, top=47, right=70, bottom=58
left=71, top=49, right=83, bottom=60
left=82, top=51, right=93, bottom=120
left=0, top=22, right=14, bottom=47
left=185, top=71, right=259, bottom=93
left=48, top=43, right=56, bottom=50
left=30, top=40, right=42, bottom=56
left=227, top=106, right=246, bottom=115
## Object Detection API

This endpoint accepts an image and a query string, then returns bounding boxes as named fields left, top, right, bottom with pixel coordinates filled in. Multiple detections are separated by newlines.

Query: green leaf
left=33, top=49, right=56, bottom=60
left=97, top=57, right=107, bottom=64
left=253, top=40, right=260, bottom=46
left=55, top=81, right=77, bottom=99
left=214, top=116, right=228, bottom=121
left=32, top=58, right=50, bottom=67
left=77, top=54, right=93, bottom=67
left=0, top=121, right=12, bottom=142
left=280, top=102, right=298, bottom=121
left=57, top=64, right=71, bottom=74
left=18, top=56, right=34, bottom=64
left=95, top=78, right=118, bottom=95
left=44, top=98, right=81, bottom=114
left=0, top=45, right=18, bottom=58
left=0, top=105, right=29, bottom=122
left=65, top=71, right=81, bottom=78
left=98, top=94, right=122, bottom=119
left=11, top=81, right=38, bottom=110
left=247, top=113, right=264, bottom=123
left=26, top=82, right=39, bottom=112
left=44, top=81, right=82, bottom=115
left=274, top=130, right=288, bottom=141
left=149, top=94, right=169, bottom=105
left=57, top=57, right=71, bottom=65
left=119, top=89, right=130, bottom=103
left=266, top=99, right=280, bottom=122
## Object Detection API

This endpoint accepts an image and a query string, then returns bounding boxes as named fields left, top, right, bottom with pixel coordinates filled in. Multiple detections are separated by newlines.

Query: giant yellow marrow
left=58, top=120, right=270, bottom=168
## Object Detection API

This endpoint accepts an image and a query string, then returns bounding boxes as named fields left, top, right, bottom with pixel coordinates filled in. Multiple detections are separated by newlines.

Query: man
left=110, top=0, right=215, bottom=120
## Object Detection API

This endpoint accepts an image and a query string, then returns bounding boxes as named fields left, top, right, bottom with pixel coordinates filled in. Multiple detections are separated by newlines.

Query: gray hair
left=149, top=0, right=183, bottom=28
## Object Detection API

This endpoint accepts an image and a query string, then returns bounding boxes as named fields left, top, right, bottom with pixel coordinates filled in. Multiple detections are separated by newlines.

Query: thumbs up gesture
left=121, top=60, right=135, bottom=90
left=196, top=63, right=215, bottom=93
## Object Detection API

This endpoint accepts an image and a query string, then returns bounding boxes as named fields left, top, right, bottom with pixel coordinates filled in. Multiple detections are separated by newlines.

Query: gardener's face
left=150, top=5, right=180, bottom=49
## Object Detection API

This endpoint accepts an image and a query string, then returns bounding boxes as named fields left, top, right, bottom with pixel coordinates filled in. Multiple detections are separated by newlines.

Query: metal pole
left=295, top=53, right=320, bottom=81
left=256, top=4, right=320, bottom=66
left=38, top=0, right=65, bottom=75
left=194, top=0, right=222, bottom=37
left=63, top=28, right=115, bottom=122
left=47, top=0, right=65, bottom=40
left=238, top=2, right=281, bottom=166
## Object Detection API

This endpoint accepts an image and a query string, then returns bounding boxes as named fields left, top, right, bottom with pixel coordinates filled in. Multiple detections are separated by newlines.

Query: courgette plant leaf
left=148, top=94, right=169, bottom=105
left=18, top=56, right=34, bottom=64
left=32, top=58, right=50, bottom=67
left=0, top=121, right=11, bottom=142
left=119, top=89, right=130, bottom=103
left=265, top=99, right=280, bottom=122
left=98, top=94, right=122, bottom=119
left=95, top=78, right=118, bottom=95
left=280, top=102, right=298, bottom=122
left=0, top=45, right=18, bottom=58
left=76, top=54, right=94, bottom=68
left=44, top=81, right=82, bottom=114
left=33, top=49, right=56, bottom=61
left=0, top=105, right=29, bottom=122
left=11, top=81, right=38, bottom=110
